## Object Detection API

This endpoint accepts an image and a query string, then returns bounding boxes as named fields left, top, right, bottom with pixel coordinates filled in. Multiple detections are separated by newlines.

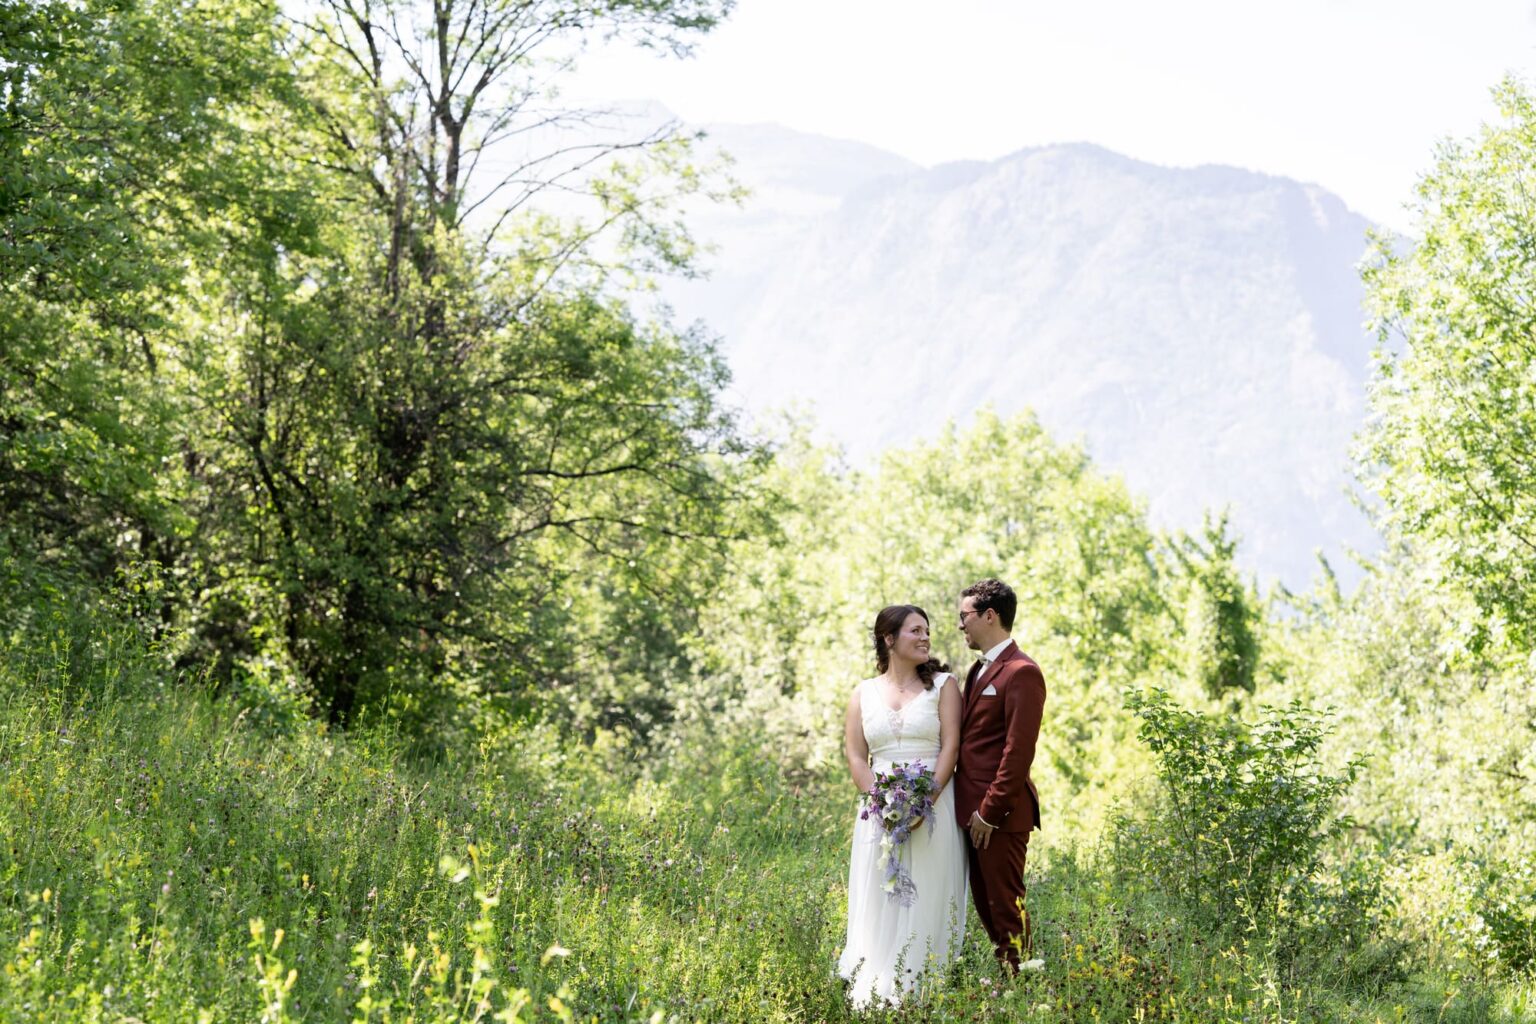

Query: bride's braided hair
left=872, top=604, right=951, bottom=690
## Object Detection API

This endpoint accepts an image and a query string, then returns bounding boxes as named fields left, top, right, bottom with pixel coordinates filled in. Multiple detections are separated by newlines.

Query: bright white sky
left=565, top=0, right=1536, bottom=232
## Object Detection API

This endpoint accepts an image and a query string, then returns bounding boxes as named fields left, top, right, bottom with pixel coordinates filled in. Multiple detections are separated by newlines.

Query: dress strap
left=858, top=676, right=880, bottom=709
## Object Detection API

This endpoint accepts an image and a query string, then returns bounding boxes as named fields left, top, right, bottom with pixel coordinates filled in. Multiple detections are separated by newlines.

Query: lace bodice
left=859, top=674, right=951, bottom=770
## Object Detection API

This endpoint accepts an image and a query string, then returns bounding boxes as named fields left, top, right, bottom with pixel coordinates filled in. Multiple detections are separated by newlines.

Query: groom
left=954, top=578, right=1045, bottom=971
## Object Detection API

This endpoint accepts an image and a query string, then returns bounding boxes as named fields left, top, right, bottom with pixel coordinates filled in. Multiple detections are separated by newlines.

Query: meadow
left=3, top=597, right=1532, bottom=1023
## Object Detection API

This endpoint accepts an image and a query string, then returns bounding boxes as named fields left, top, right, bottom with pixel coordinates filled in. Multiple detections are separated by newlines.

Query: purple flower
left=860, top=760, right=938, bottom=905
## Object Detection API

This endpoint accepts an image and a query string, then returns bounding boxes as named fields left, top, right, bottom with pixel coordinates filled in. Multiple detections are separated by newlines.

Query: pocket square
left=981, top=684, right=998, bottom=696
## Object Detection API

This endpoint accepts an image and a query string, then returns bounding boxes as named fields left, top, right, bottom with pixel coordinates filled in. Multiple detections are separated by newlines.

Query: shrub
left=1114, top=688, right=1365, bottom=937
left=1468, top=847, right=1536, bottom=978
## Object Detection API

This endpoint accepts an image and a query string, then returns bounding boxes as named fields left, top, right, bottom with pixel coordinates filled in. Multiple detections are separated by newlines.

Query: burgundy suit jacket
left=953, top=640, right=1045, bottom=834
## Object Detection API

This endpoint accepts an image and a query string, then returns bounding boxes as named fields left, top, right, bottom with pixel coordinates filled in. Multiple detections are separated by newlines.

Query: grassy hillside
left=4, top=608, right=1532, bottom=1023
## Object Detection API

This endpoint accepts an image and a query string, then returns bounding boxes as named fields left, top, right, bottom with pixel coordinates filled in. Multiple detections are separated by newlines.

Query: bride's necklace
left=885, top=674, right=925, bottom=739
left=885, top=671, right=925, bottom=708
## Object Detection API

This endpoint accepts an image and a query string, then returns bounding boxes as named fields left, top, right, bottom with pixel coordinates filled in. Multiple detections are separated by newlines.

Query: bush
left=1114, top=688, right=1366, bottom=937
left=1445, top=845, right=1536, bottom=980
left=1474, top=848, right=1536, bottom=976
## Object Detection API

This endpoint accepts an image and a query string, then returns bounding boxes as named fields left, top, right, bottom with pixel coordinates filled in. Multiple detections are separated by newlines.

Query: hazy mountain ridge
left=663, top=123, right=1381, bottom=586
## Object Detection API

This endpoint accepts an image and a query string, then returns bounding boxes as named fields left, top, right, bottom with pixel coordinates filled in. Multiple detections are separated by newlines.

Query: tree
left=1, top=0, right=300, bottom=609
left=3, top=0, right=764, bottom=729
left=176, top=0, right=755, bottom=723
left=1361, top=76, right=1536, bottom=651
left=1169, top=511, right=1260, bottom=700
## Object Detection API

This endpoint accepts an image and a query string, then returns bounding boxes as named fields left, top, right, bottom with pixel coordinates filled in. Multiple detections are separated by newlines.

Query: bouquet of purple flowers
left=860, top=760, right=938, bottom=906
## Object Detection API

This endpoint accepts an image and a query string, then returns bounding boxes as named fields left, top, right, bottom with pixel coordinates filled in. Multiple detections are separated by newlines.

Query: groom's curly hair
left=961, top=578, right=1016, bottom=630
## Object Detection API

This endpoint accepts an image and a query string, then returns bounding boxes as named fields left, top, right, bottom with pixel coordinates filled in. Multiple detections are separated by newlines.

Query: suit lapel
left=963, top=660, right=983, bottom=716
left=972, top=641, right=1017, bottom=703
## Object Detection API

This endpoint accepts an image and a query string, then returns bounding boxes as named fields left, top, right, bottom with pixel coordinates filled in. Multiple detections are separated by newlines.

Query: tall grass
left=2, top=608, right=1532, bottom=1022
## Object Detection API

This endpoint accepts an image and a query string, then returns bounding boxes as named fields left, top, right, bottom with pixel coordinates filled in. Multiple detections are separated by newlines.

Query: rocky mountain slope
left=664, top=125, right=1381, bottom=586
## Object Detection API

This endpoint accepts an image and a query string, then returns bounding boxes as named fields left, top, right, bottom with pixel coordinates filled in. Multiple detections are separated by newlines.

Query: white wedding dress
left=838, top=674, right=968, bottom=1007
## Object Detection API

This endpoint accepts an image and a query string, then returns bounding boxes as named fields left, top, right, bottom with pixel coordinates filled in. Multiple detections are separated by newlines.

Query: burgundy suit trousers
left=967, top=830, right=1030, bottom=969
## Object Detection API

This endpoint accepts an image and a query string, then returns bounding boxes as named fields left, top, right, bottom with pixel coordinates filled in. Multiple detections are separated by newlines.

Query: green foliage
left=200, top=0, right=759, bottom=725
left=1361, top=75, right=1536, bottom=653
left=1170, top=512, right=1261, bottom=699
left=1115, top=689, right=1366, bottom=937
left=1258, top=539, right=1536, bottom=995
left=2, top=0, right=760, bottom=728
left=679, top=409, right=1179, bottom=834
left=1, top=0, right=294, bottom=594
left=1269, top=544, right=1536, bottom=837
left=1341, top=78, right=1536, bottom=987
left=1468, top=849, right=1536, bottom=977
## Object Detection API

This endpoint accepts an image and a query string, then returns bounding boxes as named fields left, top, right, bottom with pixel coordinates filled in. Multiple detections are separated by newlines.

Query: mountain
left=663, top=125, right=1382, bottom=587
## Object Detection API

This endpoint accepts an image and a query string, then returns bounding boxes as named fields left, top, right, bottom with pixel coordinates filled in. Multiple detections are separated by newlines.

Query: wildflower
left=861, top=761, right=937, bottom=906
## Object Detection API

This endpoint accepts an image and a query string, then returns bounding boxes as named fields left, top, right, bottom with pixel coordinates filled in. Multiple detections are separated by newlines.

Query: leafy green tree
left=1361, top=76, right=1536, bottom=651
left=1170, top=511, right=1261, bottom=699
left=4, top=0, right=762, bottom=730
left=1267, top=538, right=1536, bottom=852
left=180, top=0, right=753, bottom=724
left=1, top=0, right=300, bottom=605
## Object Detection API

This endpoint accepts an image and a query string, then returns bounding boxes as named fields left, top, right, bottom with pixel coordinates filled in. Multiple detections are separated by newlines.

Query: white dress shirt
left=978, top=638, right=1013, bottom=670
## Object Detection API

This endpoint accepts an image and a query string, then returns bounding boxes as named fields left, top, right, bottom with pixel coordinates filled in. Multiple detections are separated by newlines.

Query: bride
left=838, top=604, right=968, bottom=1006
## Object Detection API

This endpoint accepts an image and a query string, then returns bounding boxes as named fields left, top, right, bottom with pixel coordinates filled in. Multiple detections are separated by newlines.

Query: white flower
left=1020, top=958, right=1046, bottom=972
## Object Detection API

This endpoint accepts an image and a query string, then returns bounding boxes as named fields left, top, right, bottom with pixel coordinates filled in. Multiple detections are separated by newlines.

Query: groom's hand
left=968, top=811, right=995, bottom=849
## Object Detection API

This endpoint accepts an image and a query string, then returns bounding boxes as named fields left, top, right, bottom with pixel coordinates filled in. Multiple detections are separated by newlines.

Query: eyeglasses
left=958, top=609, right=984, bottom=627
